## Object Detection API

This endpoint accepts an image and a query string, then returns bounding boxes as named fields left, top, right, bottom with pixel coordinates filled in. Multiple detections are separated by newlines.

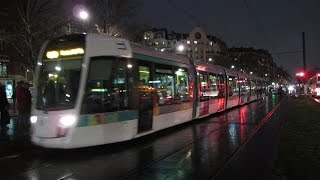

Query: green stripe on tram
left=77, top=110, right=138, bottom=127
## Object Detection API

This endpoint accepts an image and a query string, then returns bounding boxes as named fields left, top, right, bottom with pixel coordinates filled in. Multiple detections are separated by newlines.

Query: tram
left=30, top=34, right=265, bottom=148
left=309, top=73, right=320, bottom=97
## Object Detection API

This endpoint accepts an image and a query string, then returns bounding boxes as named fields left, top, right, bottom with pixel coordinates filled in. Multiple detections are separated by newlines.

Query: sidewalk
left=273, top=97, right=320, bottom=179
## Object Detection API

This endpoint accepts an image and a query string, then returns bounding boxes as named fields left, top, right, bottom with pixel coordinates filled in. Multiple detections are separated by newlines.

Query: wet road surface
left=0, top=96, right=282, bottom=180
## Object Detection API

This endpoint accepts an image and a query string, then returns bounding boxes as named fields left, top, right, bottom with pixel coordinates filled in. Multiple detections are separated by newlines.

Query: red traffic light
left=296, top=72, right=305, bottom=77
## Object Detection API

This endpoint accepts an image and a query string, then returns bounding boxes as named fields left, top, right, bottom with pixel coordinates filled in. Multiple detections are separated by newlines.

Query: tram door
left=138, top=65, right=153, bottom=133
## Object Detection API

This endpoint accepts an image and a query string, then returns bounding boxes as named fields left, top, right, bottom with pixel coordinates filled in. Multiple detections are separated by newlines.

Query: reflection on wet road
left=0, top=96, right=281, bottom=180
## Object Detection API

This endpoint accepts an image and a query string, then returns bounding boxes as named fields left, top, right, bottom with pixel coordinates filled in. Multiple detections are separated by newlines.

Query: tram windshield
left=36, top=35, right=84, bottom=111
left=36, top=59, right=82, bottom=111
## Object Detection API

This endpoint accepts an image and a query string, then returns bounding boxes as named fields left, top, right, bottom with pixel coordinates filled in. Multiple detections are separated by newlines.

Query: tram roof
left=130, top=43, right=190, bottom=65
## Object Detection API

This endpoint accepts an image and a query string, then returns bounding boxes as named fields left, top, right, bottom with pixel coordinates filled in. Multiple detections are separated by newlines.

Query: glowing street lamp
left=177, top=45, right=185, bottom=52
left=79, top=10, right=89, bottom=20
left=250, top=72, right=253, bottom=75
left=231, top=65, right=235, bottom=69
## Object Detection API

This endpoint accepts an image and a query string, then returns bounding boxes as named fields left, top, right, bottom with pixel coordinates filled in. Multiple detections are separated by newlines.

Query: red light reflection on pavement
left=314, top=98, right=320, bottom=103
left=239, top=106, right=247, bottom=124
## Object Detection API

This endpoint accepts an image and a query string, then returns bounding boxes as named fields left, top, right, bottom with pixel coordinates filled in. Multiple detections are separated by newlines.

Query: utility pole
left=302, top=32, right=306, bottom=71
left=302, top=32, right=307, bottom=95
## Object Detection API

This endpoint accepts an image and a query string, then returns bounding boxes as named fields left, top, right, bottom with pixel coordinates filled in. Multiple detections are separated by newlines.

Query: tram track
left=211, top=97, right=286, bottom=179
left=121, top=99, right=269, bottom=179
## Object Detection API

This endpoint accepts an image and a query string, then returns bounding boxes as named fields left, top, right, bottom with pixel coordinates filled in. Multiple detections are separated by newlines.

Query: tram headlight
left=59, top=115, right=76, bottom=127
left=30, top=116, right=38, bottom=124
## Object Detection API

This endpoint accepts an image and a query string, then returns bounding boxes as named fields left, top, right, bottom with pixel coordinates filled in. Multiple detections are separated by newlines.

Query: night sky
left=135, top=0, right=320, bottom=76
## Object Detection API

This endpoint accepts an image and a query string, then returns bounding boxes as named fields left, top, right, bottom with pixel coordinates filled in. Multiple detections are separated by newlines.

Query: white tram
left=309, top=73, right=320, bottom=97
left=30, top=34, right=265, bottom=148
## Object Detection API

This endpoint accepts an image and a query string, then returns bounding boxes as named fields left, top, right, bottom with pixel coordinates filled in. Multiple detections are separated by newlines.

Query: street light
left=177, top=45, right=185, bottom=52
left=208, top=58, right=213, bottom=62
left=250, top=72, right=253, bottom=75
left=231, top=65, right=235, bottom=69
left=79, top=10, right=89, bottom=20
left=78, top=10, right=89, bottom=32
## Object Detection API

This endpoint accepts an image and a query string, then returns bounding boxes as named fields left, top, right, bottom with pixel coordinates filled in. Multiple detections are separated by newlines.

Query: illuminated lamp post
left=177, top=45, right=185, bottom=55
left=78, top=10, right=89, bottom=32
left=79, top=10, right=89, bottom=20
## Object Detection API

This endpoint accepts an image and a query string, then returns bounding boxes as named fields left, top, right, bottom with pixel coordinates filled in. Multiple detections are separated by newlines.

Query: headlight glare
left=59, top=115, right=76, bottom=127
left=30, top=116, right=38, bottom=124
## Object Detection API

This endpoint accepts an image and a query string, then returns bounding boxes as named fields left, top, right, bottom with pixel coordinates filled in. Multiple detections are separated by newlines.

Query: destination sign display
left=46, top=48, right=84, bottom=59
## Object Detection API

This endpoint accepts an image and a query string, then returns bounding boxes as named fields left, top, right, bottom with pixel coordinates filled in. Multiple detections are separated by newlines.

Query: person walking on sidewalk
left=0, top=82, right=10, bottom=130
left=16, top=81, right=31, bottom=131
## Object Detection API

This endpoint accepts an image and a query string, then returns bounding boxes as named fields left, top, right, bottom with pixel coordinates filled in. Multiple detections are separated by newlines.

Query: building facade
left=143, top=26, right=227, bottom=64
left=0, top=6, right=29, bottom=100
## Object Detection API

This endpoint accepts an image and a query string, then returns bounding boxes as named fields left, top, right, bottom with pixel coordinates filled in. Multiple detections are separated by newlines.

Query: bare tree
left=90, top=0, right=143, bottom=36
left=8, top=0, right=67, bottom=71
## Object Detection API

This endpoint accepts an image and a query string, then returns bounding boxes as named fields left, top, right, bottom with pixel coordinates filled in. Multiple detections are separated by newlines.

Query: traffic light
left=296, top=72, right=305, bottom=77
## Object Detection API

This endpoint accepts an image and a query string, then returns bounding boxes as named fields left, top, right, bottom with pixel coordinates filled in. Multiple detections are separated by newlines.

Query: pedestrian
left=0, top=82, right=10, bottom=130
left=16, top=81, right=29, bottom=131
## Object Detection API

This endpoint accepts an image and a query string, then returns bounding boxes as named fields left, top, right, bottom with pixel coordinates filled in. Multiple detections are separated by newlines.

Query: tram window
left=155, top=64, right=174, bottom=106
left=139, top=66, right=150, bottom=85
left=81, top=57, right=129, bottom=114
left=36, top=59, right=82, bottom=110
left=227, top=75, right=239, bottom=96
left=175, top=67, right=190, bottom=102
left=208, top=73, right=219, bottom=98
left=199, top=72, right=210, bottom=100
left=239, top=78, right=249, bottom=94
left=217, top=73, right=226, bottom=97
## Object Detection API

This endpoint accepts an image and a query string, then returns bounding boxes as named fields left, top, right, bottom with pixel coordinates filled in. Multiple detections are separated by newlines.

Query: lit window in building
left=210, top=42, right=213, bottom=45
left=0, top=62, right=8, bottom=77
left=187, top=40, right=190, bottom=44
left=155, top=42, right=159, bottom=45
left=194, top=41, right=198, bottom=44
left=195, top=47, right=198, bottom=52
